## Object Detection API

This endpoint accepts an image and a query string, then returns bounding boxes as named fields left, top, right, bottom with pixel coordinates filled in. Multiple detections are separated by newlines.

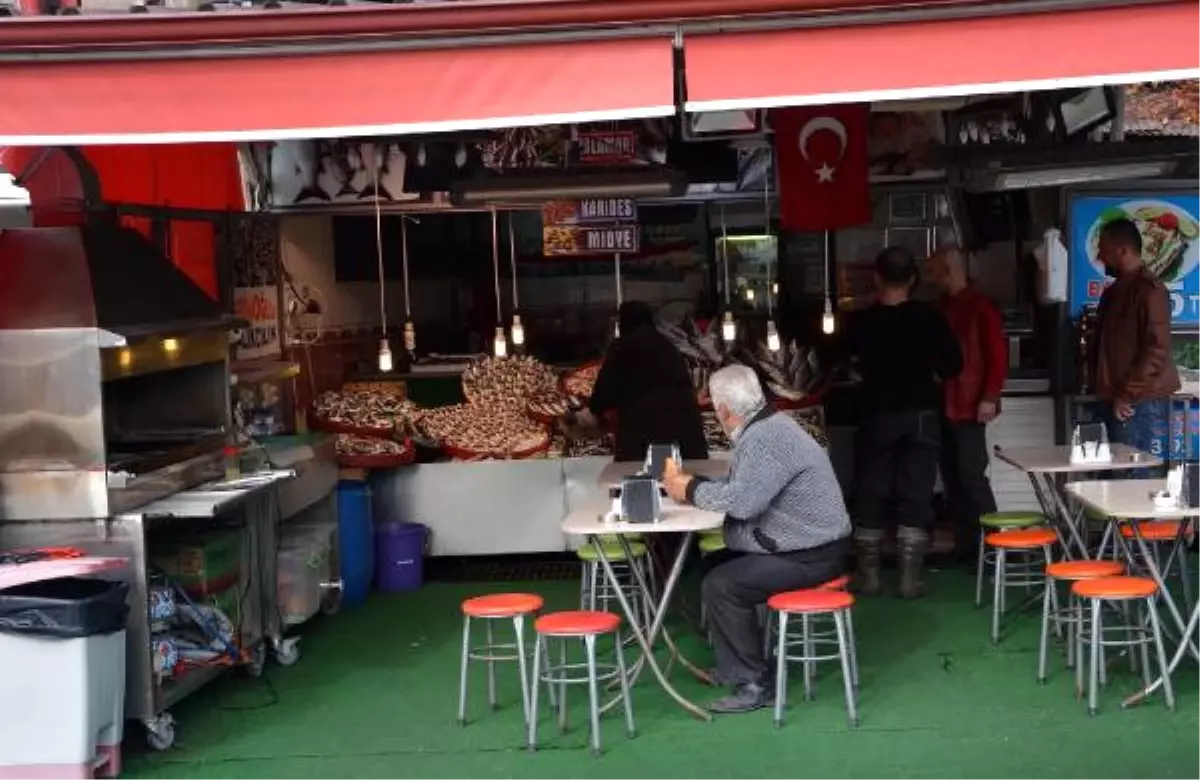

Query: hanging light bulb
left=416, top=143, right=427, bottom=168
left=403, top=320, right=416, bottom=354
left=821, top=299, right=836, bottom=335
left=454, top=143, right=468, bottom=169
left=492, top=326, right=508, bottom=358
left=721, top=311, right=737, bottom=342
left=766, top=321, right=781, bottom=352
left=744, top=287, right=756, bottom=302
left=613, top=320, right=620, bottom=339
left=378, top=338, right=394, bottom=373
left=772, top=281, right=779, bottom=295
left=511, top=314, right=525, bottom=347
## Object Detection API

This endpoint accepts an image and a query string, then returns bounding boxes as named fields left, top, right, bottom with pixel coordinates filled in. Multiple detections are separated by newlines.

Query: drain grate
left=427, top=555, right=580, bottom=583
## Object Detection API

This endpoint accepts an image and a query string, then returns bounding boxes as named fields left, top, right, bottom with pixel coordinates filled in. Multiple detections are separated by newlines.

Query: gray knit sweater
left=686, top=410, right=850, bottom=554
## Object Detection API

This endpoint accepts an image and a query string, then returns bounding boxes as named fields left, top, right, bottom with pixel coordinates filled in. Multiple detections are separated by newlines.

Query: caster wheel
left=274, top=638, right=301, bottom=667
left=144, top=713, right=176, bottom=751
left=244, top=643, right=267, bottom=678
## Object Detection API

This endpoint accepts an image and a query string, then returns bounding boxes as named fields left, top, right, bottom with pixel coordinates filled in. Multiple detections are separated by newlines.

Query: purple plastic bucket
left=375, top=522, right=429, bottom=593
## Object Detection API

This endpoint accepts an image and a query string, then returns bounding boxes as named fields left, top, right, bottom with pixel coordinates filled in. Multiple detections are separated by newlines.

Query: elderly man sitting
left=663, top=365, right=851, bottom=714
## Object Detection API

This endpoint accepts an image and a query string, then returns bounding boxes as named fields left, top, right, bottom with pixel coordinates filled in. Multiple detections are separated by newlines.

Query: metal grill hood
left=0, top=223, right=234, bottom=343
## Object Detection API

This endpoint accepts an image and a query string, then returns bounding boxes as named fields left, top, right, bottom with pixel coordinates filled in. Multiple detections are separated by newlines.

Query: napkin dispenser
left=620, top=476, right=661, bottom=524
left=645, top=442, right=681, bottom=480
left=1070, top=422, right=1111, bottom=464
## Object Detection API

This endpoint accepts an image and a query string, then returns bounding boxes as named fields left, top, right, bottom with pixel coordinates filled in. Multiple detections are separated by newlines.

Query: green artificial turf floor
left=124, top=568, right=1199, bottom=779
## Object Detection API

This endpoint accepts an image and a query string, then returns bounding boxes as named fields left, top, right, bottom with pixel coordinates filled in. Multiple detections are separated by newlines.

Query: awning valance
left=684, top=3, right=1200, bottom=113
left=0, top=37, right=676, bottom=146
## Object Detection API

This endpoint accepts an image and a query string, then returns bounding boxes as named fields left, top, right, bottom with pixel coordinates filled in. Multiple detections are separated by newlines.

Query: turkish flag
left=773, top=104, right=871, bottom=232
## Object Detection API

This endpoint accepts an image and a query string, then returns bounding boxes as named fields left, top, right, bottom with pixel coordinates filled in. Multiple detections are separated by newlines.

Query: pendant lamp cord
left=400, top=216, right=412, bottom=320
left=491, top=208, right=502, bottom=324
left=615, top=253, right=622, bottom=306
left=720, top=205, right=730, bottom=307
left=507, top=212, right=519, bottom=308
left=764, top=154, right=773, bottom=317
left=373, top=153, right=387, bottom=338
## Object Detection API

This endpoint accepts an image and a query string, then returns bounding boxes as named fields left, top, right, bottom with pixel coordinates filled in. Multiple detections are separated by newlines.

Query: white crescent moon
left=798, top=117, right=848, bottom=162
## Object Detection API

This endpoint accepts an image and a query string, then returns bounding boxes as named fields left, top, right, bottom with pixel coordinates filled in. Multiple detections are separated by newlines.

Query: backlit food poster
left=1068, top=193, right=1200, bottom=326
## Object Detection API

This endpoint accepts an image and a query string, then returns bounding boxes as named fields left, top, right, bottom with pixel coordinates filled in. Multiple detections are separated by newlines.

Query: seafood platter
left=334, top=434, right=416, bottom=469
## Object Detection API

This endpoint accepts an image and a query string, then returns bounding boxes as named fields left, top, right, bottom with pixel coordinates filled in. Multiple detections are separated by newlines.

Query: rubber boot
left=897, top=525, right=931, bottom=599
left=851, top=527, right=884, bottom=596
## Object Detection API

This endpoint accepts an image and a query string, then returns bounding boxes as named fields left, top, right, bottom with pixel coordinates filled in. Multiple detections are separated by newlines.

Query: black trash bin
left=0, top=577, right=129, bottom=638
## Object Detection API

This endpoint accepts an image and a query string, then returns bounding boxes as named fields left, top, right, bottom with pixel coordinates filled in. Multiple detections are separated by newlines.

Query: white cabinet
left=986, top=396, right=1057, bottom=511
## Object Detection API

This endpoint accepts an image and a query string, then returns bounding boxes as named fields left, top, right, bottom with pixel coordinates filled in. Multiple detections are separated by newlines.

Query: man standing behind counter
left=663, top=365, right=851, bottom=714
left=1094, top=218, right=1180, bottom=459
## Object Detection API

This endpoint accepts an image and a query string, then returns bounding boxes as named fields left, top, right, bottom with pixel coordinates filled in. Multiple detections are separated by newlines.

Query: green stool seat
left=698, top=534, right=726, bottom=554
left=980, top=511, right=1046, bottom=530
left=577, top=541, right=648, bottom=562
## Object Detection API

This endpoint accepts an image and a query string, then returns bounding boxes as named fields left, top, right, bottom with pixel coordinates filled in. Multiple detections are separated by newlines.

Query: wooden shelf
left=231, top=359, right=301, bottom=385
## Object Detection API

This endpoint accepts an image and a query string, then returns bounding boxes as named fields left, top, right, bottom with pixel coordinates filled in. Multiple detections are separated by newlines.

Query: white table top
left=994, top=444, right=1161, bottom=474
left=1066, top=479, right=1200, bottom=521
left=597, top=459, right=731, bottom=487
left=562, top=498, right=725, bottom=536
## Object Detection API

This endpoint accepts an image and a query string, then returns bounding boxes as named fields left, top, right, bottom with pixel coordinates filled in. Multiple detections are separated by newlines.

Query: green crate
left=151, top=530, right=244, bottom=600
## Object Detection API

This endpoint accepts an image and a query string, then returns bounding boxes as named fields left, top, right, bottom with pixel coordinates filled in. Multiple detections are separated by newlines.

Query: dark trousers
left=940, top=420, right=998, bottom=558
left=701, top=538, right=849, bottom=686
left=853, top=410, right=940, bottom=532
left=1101, top=398, right=1170, bottom=478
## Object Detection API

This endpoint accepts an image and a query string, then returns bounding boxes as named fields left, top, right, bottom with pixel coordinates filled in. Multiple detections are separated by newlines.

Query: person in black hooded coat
left=580, top=301, right=709, bottom=463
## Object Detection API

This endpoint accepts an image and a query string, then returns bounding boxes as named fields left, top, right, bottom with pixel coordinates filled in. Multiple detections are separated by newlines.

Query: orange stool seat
left=1046, top=561, right=1125, bottom=580
left=1120, top=521, right=1186, bottom=541
left=768, top=589, right=855, bottom=613
left=819, top=575, right=851, bottom=591
left=986, top=528, right=1057, bottom=549
left=535, top=610, right=620, bottom=636
left=462, top=593, right=544, bottom=618
left=1072, top=576, right=1158, bottom=600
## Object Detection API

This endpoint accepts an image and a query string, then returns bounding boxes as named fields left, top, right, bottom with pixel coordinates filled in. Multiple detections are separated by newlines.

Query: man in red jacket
left=927, top=247, right=1008, bottom=566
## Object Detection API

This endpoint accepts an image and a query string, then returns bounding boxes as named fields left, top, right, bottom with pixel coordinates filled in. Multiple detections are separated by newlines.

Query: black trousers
left=853, top=410, right=940, bottom=533
left=701, top=538, right=849, bottom=686
left=940, top=420, right=998, bottom=558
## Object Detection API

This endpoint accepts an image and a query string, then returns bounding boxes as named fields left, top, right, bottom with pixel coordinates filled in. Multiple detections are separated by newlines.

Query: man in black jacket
left=576, top=301, right=708, bottom=462
left=843, top=247, right=963, bottom=598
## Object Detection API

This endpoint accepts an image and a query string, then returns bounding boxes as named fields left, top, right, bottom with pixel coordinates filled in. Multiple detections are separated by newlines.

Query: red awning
left=684, top=4, right=1200, bottom=112
left=0, top=37, right=676, bottom=145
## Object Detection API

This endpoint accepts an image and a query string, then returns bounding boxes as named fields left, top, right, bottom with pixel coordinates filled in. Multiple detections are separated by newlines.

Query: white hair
left=708, top=364, right=766, bottom=419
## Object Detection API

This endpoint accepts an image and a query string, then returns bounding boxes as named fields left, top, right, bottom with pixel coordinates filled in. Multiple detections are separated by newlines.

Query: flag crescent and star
left=797, top=116, right=848, bottom=184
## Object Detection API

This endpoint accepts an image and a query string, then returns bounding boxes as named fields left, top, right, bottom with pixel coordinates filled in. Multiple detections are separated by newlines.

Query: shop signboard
left=233, top=286, right=281, bottom=360
left=542, top=198, right=640, bottom=256
left=576, top=131, right=638, bottom=165
left=1068, top=193, right=1200, bottom=326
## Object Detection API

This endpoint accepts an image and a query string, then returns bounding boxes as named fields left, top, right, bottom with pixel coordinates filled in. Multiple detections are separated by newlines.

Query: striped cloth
left=687, top=410, right=850, bottom=554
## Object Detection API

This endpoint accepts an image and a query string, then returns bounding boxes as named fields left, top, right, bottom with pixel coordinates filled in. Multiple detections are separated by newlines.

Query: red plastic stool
left=985, top=527, right=1057, bottom=644
left=767, top=589, right=858, bottom=729
left=762, top=574, right=855, bottom=687
left=1037, top=560, right=1124, bottom=685
left=457, top=593, right=544, bottom=731
left=528, top=611, right=634, bottom=756
left=1072, top=576, right=1175, bottom=716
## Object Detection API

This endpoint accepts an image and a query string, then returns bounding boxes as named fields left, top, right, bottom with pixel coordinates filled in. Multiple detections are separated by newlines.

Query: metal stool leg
left=1088, top=598, right=1102, bottom=716
left=614, top=630, right=636, bottom=738
left=557, top=639, right=569, bottom=733
left=1066, top=593, right=1076, bottom=670
left=773, top=612, right=789, bottom=728
left=802, top=614, right=814, bottom=702
left=457, top=615, right=471, bottom=726
left=486, top=620, right=497, bottom=710
left=992, top=549, right=1006, bottom=644
left=834, top=609, right=859, bottom=728
left=1037, top=574, right=1052, bottom=684
left=514, top=616, right=531, bottom=728
left=1075, top=596, right=1086, bottom=699
left=845, top=609, right=860, bottom=690
left=975, top=534, right=986, bottom=608
left=527, top=635, right=542, bottom=751
left=584, top=634, right=603, bottom=756
left=1137, top=601, right=1154, bottom=694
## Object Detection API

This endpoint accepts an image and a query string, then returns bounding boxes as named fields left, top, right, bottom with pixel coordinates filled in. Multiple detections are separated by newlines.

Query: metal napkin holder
left=620, top=475, right=662, bottom=524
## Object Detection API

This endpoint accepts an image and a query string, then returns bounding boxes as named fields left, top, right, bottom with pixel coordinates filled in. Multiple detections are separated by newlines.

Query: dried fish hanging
left=507, top=213, right=525, bottom=348
left=372, top=158, right=394, bottom=373
left=764, top=154, right=781, bottom=353
left=719, top=205, right=737, bottom=343
left=490, top=208, right=508, bottom=358
left=401, top=216, right=416, bottom=354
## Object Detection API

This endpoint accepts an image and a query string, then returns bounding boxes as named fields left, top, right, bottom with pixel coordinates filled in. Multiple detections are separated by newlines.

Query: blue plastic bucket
left=336, top=482, right=375, bottom=608
left=375, top=522, right=429, bottom=593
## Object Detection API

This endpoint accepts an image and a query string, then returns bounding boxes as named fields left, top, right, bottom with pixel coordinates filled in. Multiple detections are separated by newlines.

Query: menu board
left=542, top=198, right=640, bottom=257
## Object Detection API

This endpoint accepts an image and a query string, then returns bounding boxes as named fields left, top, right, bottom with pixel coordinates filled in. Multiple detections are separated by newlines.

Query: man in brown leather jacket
left=1094, top=218, right=1181, bottom=459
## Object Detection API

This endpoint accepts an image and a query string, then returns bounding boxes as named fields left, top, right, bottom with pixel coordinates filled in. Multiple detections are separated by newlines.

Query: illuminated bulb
left=511, top=314, right=525, bottom=347
left=377, top=338, right=394, bottom=373
left=772, top=281, right=779, bottom=295
left=493, top=326, right=508, bottom=358
left=766, top=321, right=781, bottom=352
left=721, top=311, right=737, bottom=342
left=821, top=299, right=836, bottom=335
left=454, top=143, right=468, bottom=168
left=162, top=338, right=179, bottom=354
left=744, top=287, right=755, bottom=302
left=403, top=321, right=416, bottom=354
left=416, top=143, right=427, bottom=168
left=613, top=320, right=620, bottom=339
left=118, top=348, right=133, bottom=369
